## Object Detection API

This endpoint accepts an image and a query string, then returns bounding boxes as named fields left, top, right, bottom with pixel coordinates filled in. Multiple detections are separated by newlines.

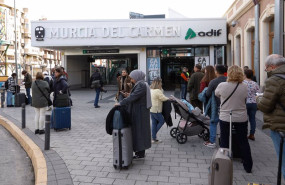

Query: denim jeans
left=270, top=130, right=285, bottom=180
left=209, top=116, right=219, bottom=143
left=6, top=91, right=13, bottom=106
left=26, top=88, right=31, bottom=104
left=151, top=113, right=165, bottom=140
left=180, top=84, right=187, bottom=99
left=246, top=103, right=257, bottom=135
left=94, top=88, right=100, bottom=107
left=220, top=120, right=253, bottom=172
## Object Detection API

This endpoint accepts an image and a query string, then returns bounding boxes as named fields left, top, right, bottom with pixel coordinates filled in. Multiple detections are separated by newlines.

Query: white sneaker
left=152, top=139, right=162, bottom=144
left=203, top=141, right=216, bottom=148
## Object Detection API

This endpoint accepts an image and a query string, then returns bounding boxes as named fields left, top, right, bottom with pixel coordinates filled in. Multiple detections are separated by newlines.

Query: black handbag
left=54, top=93, right=70, bottom=107
left=35, top=81, right=52, bottom=106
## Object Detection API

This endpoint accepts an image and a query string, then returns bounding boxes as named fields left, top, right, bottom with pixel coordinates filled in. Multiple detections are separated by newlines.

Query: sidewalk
left=0, top=124, right=34, bottom=185
left=0, top=89, right=281, bottom=185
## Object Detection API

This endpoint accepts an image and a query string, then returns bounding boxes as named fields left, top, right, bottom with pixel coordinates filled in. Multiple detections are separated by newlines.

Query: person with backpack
left=22, top=70, right=32, bottom=105
left=256, top=54, right=285, bottom=179
left=90, top=68, right=103, bottom=108
left=6, top=73, right=17, bottom=107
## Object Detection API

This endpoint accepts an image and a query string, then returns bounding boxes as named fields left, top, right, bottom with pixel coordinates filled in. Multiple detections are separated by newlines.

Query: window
left=194, top=47, right=209, bottom=57
left=269, top=18, right=274, bottom=54
left=214, top=46, right=225, bottom=65
left=251, top=30, right=255, bottom=70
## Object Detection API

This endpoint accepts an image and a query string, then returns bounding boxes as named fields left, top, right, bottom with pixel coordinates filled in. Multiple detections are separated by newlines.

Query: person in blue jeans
left=203, top=65, right=227, bottom=148
left=243, top=69, right=259, bottom=141
left=6, top=73, right=17, bottom=107
left=256, top=54, right=285, bottom=179
left=22, top=70, right=32, bottom=105
left=90, top=68, right=103, bottom=108
left=180, top=67, right=189, bottom=99
left=150, top=78, right=168, bottom=143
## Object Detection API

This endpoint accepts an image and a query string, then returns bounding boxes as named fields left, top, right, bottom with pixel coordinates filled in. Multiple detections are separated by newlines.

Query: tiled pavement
left=0, top=124, right=34, bottom=185
left=0, top=89, right=282, bottom=185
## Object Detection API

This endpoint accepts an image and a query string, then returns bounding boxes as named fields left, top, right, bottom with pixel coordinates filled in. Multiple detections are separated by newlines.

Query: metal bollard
left=44, top=115, right=51, bottom=150
left=21, top=103, right=26, bottom=128
left=0, top=91, right=5, bottom=108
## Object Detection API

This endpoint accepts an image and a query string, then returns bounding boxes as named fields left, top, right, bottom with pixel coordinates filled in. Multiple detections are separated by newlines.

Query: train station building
left=31, top=18, right=226, bottom=89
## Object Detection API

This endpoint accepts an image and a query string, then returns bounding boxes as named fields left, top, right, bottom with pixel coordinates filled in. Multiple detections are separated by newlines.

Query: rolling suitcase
left=15, top=93, right=26, bottom=107
left=209, top=110, right=233, bottom=185
left=52, top=107, right=71, bottom=131
left=112, top=110, right=133, bottom=169
left=277, top=132, right=285, bottom=185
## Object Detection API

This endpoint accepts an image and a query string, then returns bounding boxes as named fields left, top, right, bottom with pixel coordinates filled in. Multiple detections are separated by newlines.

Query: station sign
left=31, top=19, right=227, bottom=47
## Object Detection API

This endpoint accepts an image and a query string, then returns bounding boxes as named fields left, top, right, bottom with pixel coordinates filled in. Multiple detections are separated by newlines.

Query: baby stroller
left=169, top=96, right=210, bottom=144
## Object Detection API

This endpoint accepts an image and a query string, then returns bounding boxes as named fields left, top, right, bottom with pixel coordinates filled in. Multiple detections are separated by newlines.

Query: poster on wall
left=195, top=56, right=209, bottom=68
left=147, top=57, right=160, bottom=84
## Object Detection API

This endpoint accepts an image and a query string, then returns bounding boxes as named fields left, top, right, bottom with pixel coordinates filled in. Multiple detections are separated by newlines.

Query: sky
left=17, top=0, right=235, bottom=21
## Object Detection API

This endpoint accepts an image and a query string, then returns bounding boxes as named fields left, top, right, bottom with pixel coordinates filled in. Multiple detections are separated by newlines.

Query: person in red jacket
left=200, top=65, right=216, bottom=93
left=180, top=67, right=189, bottom=99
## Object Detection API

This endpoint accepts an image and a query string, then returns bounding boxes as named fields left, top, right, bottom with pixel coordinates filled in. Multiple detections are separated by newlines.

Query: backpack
left=4, top=79, right=8, bottom=90
left=91, top=80, right=100, bottom=89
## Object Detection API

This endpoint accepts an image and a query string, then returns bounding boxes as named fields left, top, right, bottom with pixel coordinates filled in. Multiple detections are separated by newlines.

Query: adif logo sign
left=185, top=28, right=222, bottom=40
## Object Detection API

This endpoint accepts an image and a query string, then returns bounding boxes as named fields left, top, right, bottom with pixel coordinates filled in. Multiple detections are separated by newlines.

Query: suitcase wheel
left=113, top=165, right=117, bottom=169
left=203, top=133, right=209, bottom=141
left=170, top=128, right=180, bottom=138
left=69, top=127, right=71, bottom=130
left=176, top=133, right=187, bottom=144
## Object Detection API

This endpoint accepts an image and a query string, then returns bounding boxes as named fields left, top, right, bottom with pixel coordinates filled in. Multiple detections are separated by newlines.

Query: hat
left=43, top=71, right=49, bottom=75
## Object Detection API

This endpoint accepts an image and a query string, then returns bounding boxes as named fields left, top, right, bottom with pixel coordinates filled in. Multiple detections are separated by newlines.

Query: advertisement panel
left=147, top=57, right=160, bottom=84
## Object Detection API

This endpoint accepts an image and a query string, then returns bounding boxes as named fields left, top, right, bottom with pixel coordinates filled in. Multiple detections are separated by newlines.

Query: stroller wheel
left=198, top=131, right=204, bottom=138
left=176, top=133, right=187, bottom=144
left=203, top=133, right=209, bottom=141
left=170, top=128, right=179, bottom=138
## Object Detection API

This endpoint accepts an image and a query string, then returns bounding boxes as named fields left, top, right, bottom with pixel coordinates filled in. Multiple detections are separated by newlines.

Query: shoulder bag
left=221, top=83, right=239, bottom=107
left=35, top=81, right=52, bottom=106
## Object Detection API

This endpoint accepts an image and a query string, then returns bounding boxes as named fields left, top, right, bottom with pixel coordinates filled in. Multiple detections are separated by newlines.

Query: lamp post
left=14, top=0, right=18, bottom=84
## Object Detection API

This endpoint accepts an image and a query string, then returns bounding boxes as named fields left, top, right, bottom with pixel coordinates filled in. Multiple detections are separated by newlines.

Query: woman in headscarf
left=115, top=70, right=152, bottom=159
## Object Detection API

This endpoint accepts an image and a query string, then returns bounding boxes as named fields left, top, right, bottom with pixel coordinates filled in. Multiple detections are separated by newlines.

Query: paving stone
left=73, top=175, right=94, bottom=183
left=92, top=177, right=115, bottom=184
left=113, top=179, right=136, bottom=185
left=148, top=175, right=169, bottom=182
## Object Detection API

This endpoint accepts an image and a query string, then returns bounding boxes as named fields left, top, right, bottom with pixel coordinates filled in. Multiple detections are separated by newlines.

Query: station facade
left=31, top=19, right=226, bottom=89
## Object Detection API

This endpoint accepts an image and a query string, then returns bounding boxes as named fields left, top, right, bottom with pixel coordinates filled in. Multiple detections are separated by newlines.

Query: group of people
left=5, top=67, right=70, bottom=134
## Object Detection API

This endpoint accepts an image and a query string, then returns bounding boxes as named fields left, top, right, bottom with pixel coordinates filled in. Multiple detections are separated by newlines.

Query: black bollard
left=44, top=115, right=51, bottom=150
left=1, top=91, right=5, bottom=108
left=21, top=103, right=26, bottom=128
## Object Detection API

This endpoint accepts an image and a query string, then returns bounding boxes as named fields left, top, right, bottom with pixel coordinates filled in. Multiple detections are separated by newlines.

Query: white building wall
left=66, top=55, right=90, bottom=89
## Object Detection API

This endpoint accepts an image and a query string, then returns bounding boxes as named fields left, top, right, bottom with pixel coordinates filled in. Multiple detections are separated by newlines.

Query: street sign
left=83, top=49, right=119, bottom=54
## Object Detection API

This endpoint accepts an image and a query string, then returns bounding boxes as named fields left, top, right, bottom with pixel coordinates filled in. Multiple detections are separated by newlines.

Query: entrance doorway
left=161, top=57, right=194, bottom=90
left=92, top=54, right=138, bottom=85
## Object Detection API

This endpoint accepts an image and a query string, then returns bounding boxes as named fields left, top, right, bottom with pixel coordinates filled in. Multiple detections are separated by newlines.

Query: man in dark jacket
left=187, top=64, right=204, bottom=110
left=204, top=65, right=227, bottom=148
left=6, top=73, right=17, bottom=107
left=256, top=54, right=285, bottom=179
left=90, top=68, right=103, bottom=108
left=180, top=67, right=189, bottom=99
left=22, top=70, right=32, bottom=105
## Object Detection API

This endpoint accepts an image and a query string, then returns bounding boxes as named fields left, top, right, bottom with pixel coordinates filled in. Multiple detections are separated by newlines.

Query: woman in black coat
left=53, top=67, right=69, bottom=107
left=115, top=70, right=152, bottom=159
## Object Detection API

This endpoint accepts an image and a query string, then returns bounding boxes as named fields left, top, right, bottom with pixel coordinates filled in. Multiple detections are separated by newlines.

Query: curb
left=0, top=115, right=47, bottom=185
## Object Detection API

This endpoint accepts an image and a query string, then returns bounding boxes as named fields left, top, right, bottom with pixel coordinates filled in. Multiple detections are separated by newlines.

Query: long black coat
left=120, top=81, right=151, bottom=152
